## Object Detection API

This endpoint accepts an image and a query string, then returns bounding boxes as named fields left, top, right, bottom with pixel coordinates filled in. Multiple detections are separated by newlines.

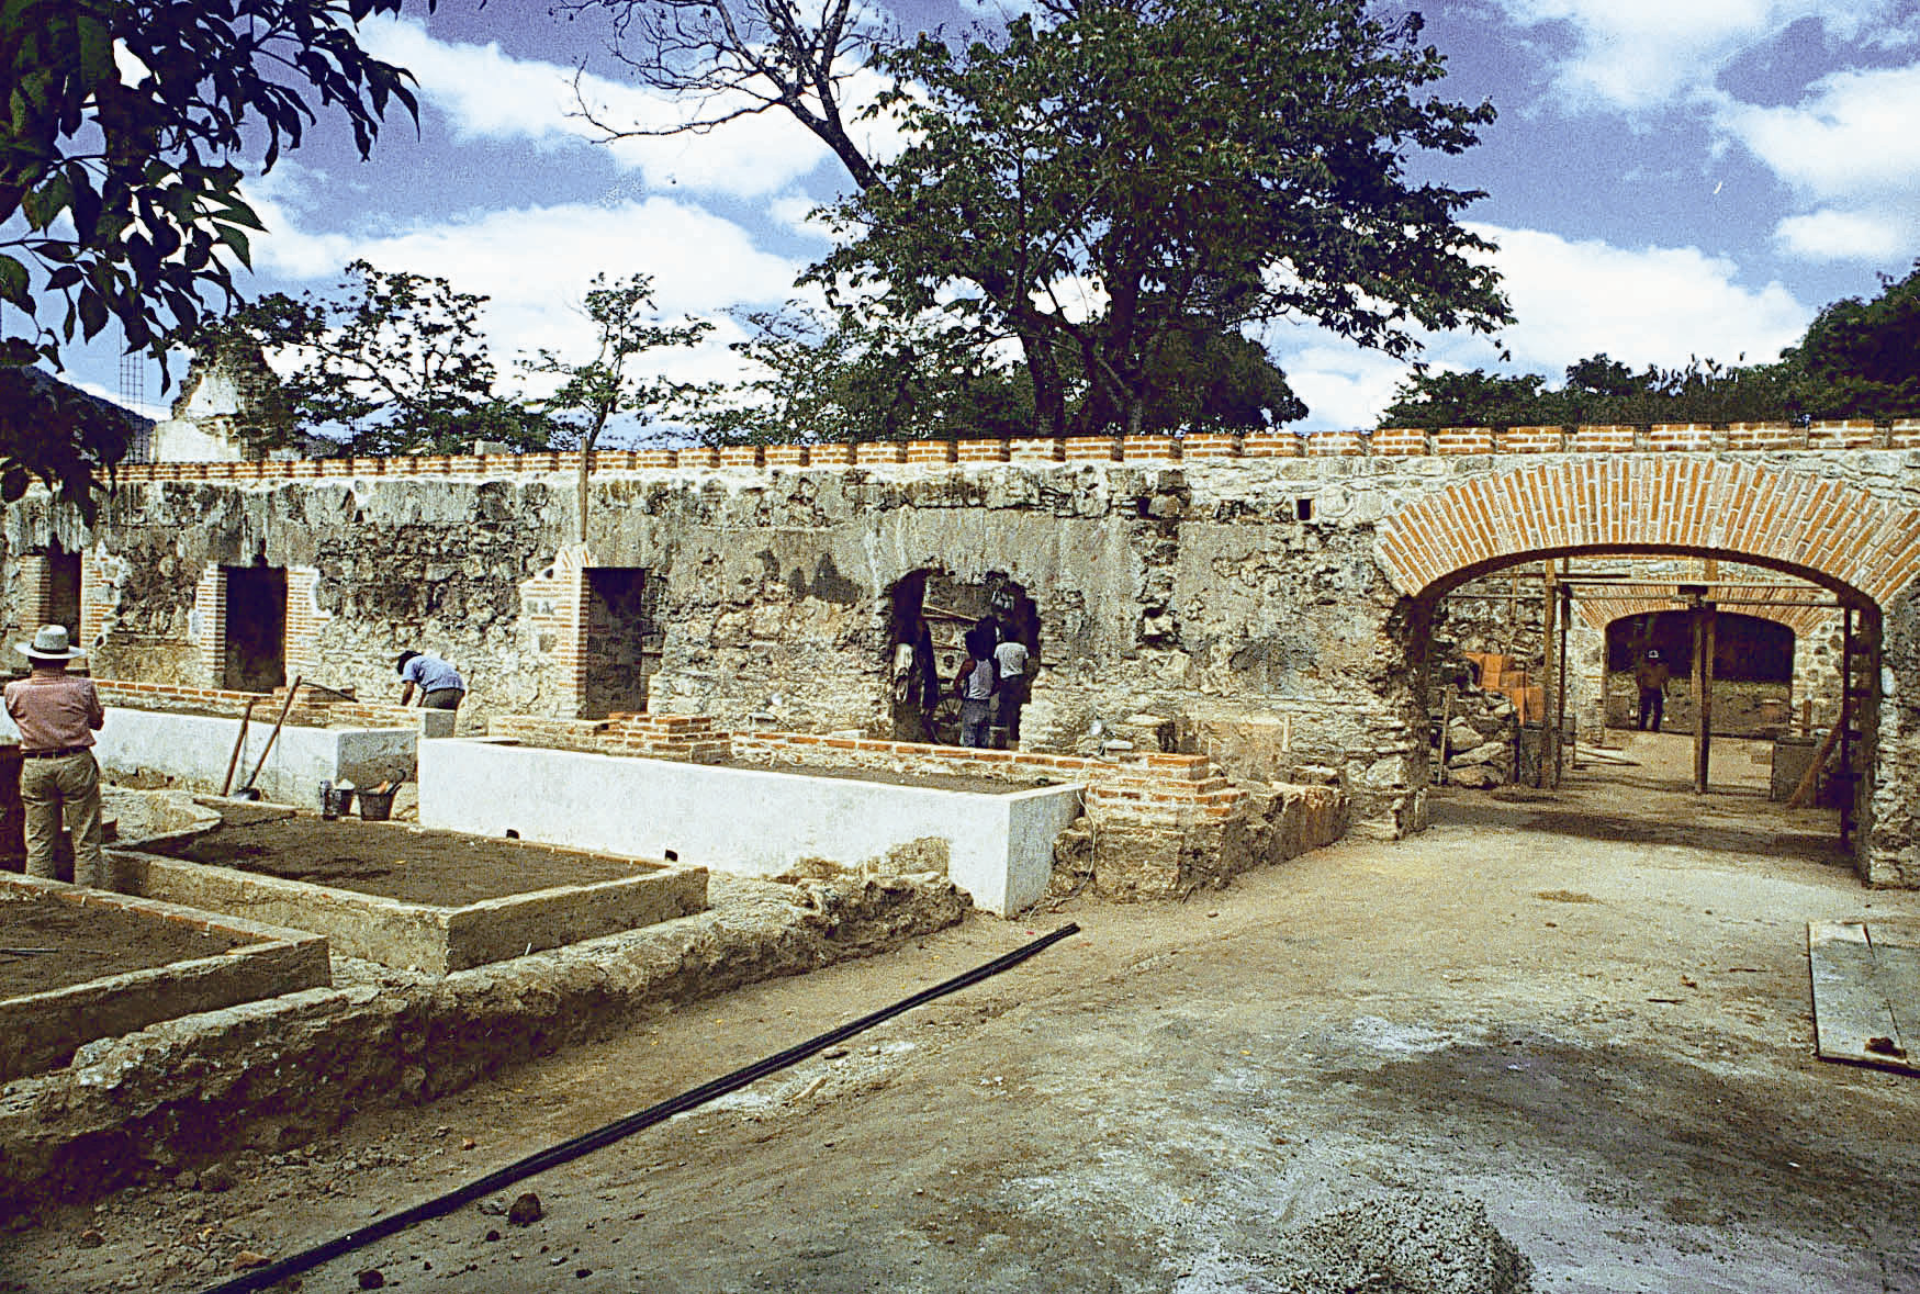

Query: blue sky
left=68, top=0, right=1920, bottom=435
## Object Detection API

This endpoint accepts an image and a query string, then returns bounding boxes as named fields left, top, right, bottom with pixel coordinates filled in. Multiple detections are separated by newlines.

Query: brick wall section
left=107, top=419, right=1920, bottom=485
left=283, top=566, right=332, bottom=683
left=1377, top=456, right=1920, bottom=606
left=489, top=712, right=731, bottom=763
left=14, top=556, right=49, bottom=632
left=732, top=731, right=1247, bottom=824
left=91, top=679, right=418, bottom=729
left=517, top=548, right=589, bottom=716
left=78, top=551, right=114, bottom=650
left=191, top=565, right=226, bottom=687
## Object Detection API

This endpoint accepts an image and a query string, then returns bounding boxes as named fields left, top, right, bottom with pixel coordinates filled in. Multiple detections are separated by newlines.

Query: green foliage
left=812, top=0, right=1509, bottom=435
left=519, top=272, right=711, bottom=452
left=1791, top=261, right=1920, bottom=419
left=208, top=259, right=546, bottom=456
left=1377, top=352, right=1812, bottom=429
left=690, top=305, right=1036, bottom=445
left=1, top=0, right=430, bottom=511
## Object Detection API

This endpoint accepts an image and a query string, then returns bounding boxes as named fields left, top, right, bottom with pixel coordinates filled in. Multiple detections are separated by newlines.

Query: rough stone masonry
left=6, top=422, right=1920, bottom=884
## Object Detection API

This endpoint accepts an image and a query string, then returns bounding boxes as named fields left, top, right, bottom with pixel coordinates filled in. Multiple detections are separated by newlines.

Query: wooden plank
left=1808, top=922, right=1912, bottom=1072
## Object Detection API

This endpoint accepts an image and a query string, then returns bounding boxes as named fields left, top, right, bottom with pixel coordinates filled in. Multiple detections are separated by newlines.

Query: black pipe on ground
left=201, top=921, right=1081, bottom=1294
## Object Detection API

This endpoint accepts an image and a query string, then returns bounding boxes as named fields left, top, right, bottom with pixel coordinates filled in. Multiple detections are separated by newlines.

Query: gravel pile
left=1259, top=1193, right=1535, bottom=1293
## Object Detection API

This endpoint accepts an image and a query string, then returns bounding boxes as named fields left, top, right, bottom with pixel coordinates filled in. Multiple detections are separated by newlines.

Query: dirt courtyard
left=9, top=731, right=1920, bottom=1292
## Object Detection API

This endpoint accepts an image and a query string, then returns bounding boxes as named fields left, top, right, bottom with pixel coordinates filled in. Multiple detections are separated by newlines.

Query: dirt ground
left=150, top=817, right=650, bottom=906
left=9, top=731, right=1920, bottom=1292
left=0, top=894, right=251, bottom=998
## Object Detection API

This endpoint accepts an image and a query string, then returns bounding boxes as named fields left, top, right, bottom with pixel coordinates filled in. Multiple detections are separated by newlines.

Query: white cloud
left=1268, top=225, right=1814, bottom=429
left=358, top=17, right=836, bottom=199
left=1774, top=207, right=1915, bottom=261
left=1705, top=62, right=1920, bottom=262
left=1713, top=63, right=1920, bottom=199
left=1489, top=0, right=1915, bottom=110
left=1466, top=224, right=1810, bottom=368
left=241, top=191, right=803, bottom=396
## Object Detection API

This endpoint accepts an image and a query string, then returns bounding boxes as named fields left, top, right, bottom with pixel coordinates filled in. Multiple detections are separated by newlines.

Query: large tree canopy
left=1790, top=260, right=1920, bottom=420
left=1, top=0, right=428, bottom=511
left=812, top=2, right=1508, bottom=435
left=205, top=259, right=549, bottom=456
left=573, top=0, right=1509, bottom=436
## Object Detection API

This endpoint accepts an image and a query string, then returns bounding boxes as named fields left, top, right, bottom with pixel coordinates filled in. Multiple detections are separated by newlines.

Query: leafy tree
left=1, top=0, right=431, bottom=512
left=1130, top=327, right=1306, bottom=433
left=690, top=304, right=1035, bottom=445
left=571, top=0, right=1509, bottom=436
left=207, top=259, right=546, bottom=455
left=1377, top=369, right=1559, bottom=430
left=1790, top=261, right=1920, bottom=419
left=518, top=273, right=710, bottom=543
left=1378, top=353, right=1811, bottom=429
left=810, top=1, right=1508, bottom=436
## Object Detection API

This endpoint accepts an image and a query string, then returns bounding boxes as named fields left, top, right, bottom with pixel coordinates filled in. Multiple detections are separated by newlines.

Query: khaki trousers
left=20, top=751, right=106, bottom=887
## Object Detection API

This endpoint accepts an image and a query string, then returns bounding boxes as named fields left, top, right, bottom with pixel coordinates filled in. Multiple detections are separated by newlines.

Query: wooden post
left=1554, top=582, right=1572, bottom=785
left=1839, top=606, right=1855, bottom=848
left=1540, top=560, right=1558, bottom=788
left=1692, top=601, right=1716, bottom=794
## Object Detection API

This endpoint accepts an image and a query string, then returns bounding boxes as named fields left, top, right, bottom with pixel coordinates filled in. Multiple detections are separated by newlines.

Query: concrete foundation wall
left=0, top=706, right=418, bottom=804
left=417, top=738, right=1083, bottom=915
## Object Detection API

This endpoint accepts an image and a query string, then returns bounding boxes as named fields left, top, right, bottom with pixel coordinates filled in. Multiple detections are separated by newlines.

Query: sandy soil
left=0, top=895, right=250, bottom=998
left=149, top=817, right=650, bottom=906
left=9, top=732, right=1920, bottom=1293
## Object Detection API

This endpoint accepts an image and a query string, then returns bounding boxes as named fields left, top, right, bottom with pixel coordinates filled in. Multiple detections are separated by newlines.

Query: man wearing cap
left=1634, top=648, right=1670, bottom=732
left=4, top=626, right=106, bottom=886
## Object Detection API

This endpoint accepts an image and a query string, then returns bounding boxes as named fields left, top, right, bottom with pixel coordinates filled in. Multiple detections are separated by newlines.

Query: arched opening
left=1603, top=610, right=1795, bottom=737
left=1375, top=456, right=1914, bottom=881
left=885, top=569, right=1041, bottom=745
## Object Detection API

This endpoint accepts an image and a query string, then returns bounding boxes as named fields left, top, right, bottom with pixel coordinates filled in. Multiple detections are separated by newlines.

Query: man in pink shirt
left=4, top=626, right=106, bottom=886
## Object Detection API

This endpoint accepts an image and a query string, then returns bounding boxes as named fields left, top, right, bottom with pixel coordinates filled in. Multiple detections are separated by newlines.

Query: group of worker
left=954, top=618, right=1031, bottom=749
left=4, top=627, right=464, bottom=887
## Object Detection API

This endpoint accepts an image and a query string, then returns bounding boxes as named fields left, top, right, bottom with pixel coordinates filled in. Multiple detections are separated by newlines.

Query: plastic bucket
left=358, top=789, right=396, bottom=822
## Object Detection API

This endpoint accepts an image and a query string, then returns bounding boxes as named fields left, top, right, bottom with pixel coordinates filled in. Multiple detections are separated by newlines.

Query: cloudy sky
left=70, top=0, right=1920, bottom=435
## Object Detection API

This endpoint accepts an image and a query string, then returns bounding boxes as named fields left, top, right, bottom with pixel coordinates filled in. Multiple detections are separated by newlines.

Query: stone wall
left=8, top=437, right=1920, bottom=879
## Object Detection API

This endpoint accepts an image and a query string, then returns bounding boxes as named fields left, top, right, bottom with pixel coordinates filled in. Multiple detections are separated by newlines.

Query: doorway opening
left=582, top=567, right=663, bottom=717
left=885, top=570, right=1040, bottom=744
left=222, top=561, right=287, bottom=693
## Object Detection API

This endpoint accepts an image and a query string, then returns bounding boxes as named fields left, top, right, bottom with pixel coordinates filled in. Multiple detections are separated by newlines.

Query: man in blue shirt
left=396, top=649, right=467, bottom=711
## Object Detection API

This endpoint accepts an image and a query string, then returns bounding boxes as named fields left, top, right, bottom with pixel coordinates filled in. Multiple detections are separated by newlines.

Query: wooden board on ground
left=1809, top=919, right=1920, bottom=1075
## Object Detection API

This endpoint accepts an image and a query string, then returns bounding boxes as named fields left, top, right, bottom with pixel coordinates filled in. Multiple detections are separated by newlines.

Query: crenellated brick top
left=98, top=419, right=1920, bottom=486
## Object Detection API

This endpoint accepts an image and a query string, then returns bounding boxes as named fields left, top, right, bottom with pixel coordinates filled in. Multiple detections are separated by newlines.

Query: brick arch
left=1377, top=458, right=1920, bottom=609
left=1574, top=596, right=1831, bottom=640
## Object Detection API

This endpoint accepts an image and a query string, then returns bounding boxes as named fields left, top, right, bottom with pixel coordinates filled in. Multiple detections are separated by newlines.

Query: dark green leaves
left=1, top=0, right=434, bottom=513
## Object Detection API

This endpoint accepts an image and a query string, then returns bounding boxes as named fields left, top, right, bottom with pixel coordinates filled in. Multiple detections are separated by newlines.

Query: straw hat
left=15, top=624, right=84, bottom=661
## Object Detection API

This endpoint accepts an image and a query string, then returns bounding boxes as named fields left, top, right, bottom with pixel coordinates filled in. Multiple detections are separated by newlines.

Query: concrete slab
left=416, top=738, right=1085, bottom=915
left=0, top=875, right=331, bottom=1084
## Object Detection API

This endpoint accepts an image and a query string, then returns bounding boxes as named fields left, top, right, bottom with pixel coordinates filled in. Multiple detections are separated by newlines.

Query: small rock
left=576, top=1270, right=593, bottom=1280
left=485, top=1229, right=501, bottom=1242
left=507, top=1192, right=544, bottom=1226
left=77, top=1228, right=105, bottom=1249
left=461, top=1137, right=477, bottom=1151
left=356, top=1270, right=386, bottom=1290
left=198, top=1163, right=237, bottom=1193
left=232, top=1251, right=272, bottom=1271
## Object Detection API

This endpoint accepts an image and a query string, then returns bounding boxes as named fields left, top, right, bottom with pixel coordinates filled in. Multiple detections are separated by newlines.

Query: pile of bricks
left=1463, top=651, right=1545, bottom=725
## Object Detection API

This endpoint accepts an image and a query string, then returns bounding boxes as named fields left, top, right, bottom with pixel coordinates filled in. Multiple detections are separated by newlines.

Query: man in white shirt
left=992, top=636, right=1031, bottom=745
